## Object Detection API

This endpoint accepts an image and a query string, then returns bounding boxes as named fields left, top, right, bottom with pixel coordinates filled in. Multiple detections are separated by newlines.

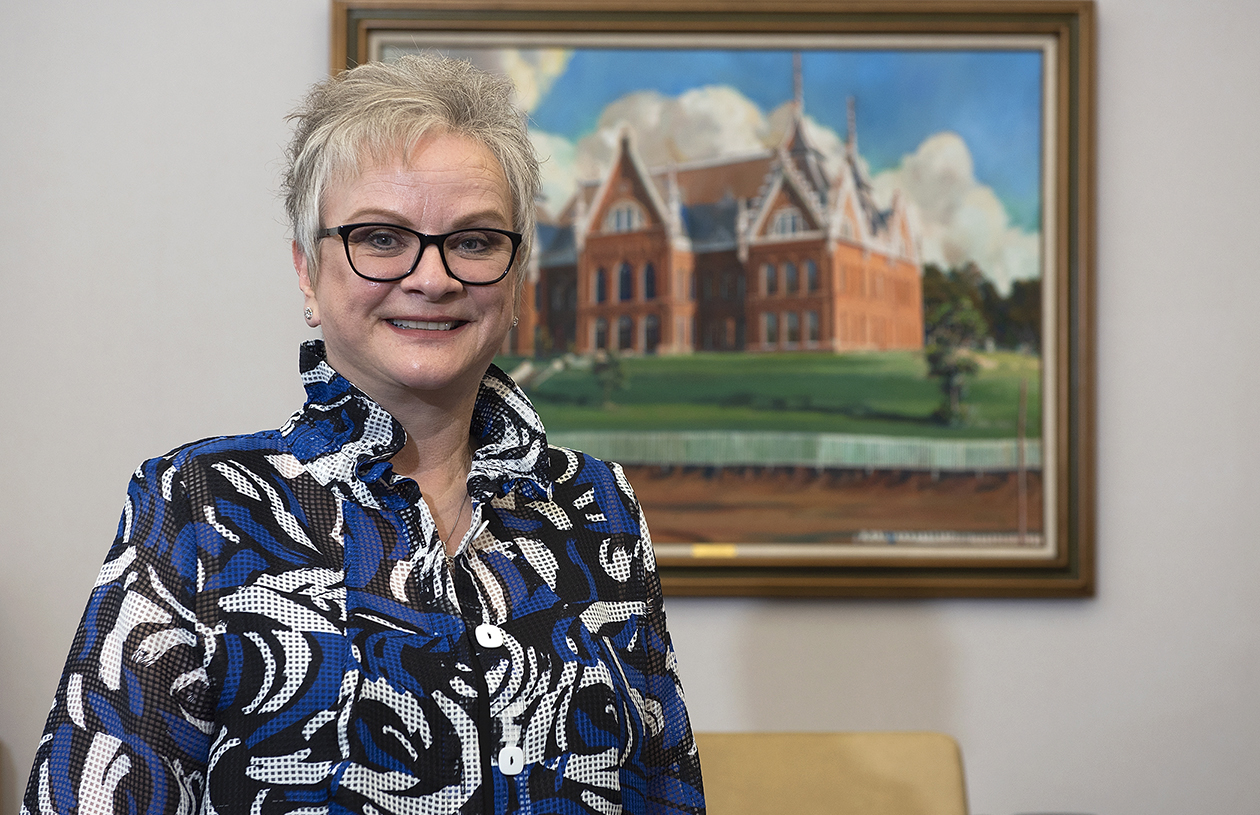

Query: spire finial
left=793, top=52, right=804, bottom=114
left=846, top=95, right=857, bottom=157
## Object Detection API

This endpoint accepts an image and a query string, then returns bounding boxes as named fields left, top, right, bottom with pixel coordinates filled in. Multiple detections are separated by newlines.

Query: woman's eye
left=367, top=231, right=402, bottom=249
left=350, top=227, right=409, bottom=254
left=449, top=232, right=492, bottom=254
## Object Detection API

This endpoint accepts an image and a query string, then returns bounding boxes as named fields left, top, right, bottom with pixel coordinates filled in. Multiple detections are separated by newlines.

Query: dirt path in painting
left=624, top=466, right=1044, bottom=545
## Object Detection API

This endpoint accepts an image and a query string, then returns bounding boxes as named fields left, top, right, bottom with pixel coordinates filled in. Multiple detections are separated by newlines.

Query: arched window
left=643, top=263, right=656, bottom=300
left=595, top=268, right=607, bottom=303
left=594, top=318, right=608, bottom=350
left=763, top=263, right=778, bottom=295
left=604, top=200, right=645, bottom=233
left=784, top=261, right=799, bottom=294
left=805, top=259, right=819, bottom=292
left=618, top=315, right=634, bottom=351
left=785, top=311, right=801, bottom=344
left=807, top=311, right=820, bottom=343
left=618, top=263, right=634, bottom=301
left=763, top=312, right=778, bottom=347
left=770, top=206, right=804, bottom=235
left=644, top=314, right=661, bottom=353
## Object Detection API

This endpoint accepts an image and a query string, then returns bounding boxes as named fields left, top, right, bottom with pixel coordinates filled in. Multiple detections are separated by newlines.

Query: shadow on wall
left=735, top=600, right=959, bottom=731
left=1, top=738, right=18, bottom=815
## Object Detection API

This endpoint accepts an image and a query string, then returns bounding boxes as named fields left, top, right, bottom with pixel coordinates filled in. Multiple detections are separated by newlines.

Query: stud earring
left=511, top=316, right=519, bottom=327
left=304, top=307, right=314, bottom=320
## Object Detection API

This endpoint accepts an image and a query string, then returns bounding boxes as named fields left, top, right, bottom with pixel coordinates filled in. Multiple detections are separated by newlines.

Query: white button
left=498, top=745, right=524, bottom=776
left=475, top=623, right=504, bottom=648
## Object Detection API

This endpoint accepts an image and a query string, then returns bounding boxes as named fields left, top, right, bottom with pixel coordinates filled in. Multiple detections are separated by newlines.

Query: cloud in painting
left=535, top=86, right=849, bottom=196
left=424, top=48, right=572, bottom=110
left=530, top=129, right=580, bottom=215
left=871, top=132, right=1041, bottom=292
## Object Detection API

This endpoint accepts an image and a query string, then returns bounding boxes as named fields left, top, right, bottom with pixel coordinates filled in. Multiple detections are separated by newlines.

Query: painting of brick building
left=513, top=98, right=923, bottom=357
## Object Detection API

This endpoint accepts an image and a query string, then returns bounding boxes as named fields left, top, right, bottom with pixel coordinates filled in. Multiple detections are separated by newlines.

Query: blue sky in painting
left=530, top=49, right=1043, bottom=230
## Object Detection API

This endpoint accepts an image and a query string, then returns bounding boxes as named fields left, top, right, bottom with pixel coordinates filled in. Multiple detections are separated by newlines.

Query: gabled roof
left=540, top=102, right=916, bottom=261
left=781, top=112, right=831, bottom=200
left=579, top=131, right=678, bottom=245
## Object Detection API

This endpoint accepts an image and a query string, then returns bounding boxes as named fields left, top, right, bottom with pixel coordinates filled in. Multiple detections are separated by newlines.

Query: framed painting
left=331, top=0, right=1096, bottom=597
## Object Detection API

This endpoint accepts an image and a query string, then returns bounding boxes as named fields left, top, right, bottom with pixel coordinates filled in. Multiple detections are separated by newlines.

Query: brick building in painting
left=507, top=101, right=923, bottom=357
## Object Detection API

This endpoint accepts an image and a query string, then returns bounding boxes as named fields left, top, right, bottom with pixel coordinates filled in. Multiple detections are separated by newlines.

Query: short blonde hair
left=283, top=55, right=539, bottom=295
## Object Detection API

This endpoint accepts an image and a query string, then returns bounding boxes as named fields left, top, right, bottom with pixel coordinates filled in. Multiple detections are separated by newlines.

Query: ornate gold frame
left=331, top=0, right=1096, bottom=598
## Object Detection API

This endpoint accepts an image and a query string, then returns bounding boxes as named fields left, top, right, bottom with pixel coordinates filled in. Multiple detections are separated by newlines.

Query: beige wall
left=2, top=2, right=1259, bottom=813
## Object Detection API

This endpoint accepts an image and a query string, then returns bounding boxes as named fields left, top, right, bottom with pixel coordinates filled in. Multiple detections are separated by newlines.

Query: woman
left=25, top=55, right=704, bottom=815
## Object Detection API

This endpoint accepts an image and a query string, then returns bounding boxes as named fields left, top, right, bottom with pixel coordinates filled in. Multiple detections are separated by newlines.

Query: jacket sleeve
left=24, top=456, right=215, bottom=815
left=612, top=464, right=704, bottom=815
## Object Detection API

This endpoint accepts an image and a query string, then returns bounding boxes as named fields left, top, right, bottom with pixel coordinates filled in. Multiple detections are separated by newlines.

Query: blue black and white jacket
left=25, top=340, right=704, bottom=815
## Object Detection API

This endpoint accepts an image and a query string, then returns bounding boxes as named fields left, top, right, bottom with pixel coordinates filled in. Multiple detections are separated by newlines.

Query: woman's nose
left=400, top=243, right=462, bottom=296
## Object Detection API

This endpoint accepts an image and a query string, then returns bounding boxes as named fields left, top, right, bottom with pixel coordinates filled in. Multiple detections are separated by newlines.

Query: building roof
left=538, top=106, right=910, bottom=268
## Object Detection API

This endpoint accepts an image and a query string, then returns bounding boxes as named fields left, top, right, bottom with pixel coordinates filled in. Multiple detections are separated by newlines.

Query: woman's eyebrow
left=339, top=207, right=512, bottom=231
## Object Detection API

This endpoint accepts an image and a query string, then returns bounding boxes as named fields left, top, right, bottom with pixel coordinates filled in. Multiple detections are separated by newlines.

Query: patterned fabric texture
left=24, top=340, right=704, bottom=815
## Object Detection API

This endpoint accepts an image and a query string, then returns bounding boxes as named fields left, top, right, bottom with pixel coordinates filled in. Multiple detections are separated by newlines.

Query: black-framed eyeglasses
left=317, top=223, right=522, bottom=285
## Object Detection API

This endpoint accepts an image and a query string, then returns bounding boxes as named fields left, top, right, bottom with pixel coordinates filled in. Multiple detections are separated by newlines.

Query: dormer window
left=604, top=200, right=646, bottom=233
left=770, top=206, right=805, bottom=236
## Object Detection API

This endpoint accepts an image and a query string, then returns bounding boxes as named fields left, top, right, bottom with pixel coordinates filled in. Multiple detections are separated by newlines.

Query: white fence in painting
left=549, top=430, right=1042, bottom=474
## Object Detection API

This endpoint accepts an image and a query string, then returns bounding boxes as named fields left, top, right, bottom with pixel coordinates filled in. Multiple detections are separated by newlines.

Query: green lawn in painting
left=495, top=351, right=1042, bottom=439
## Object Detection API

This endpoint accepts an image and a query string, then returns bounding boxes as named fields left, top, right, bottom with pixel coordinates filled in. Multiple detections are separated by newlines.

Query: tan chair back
left=694, top=731, right=968, bottom=815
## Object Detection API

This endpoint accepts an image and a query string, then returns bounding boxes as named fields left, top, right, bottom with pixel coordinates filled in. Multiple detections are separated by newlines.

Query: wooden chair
left=694, top=731, right=968, bottom=815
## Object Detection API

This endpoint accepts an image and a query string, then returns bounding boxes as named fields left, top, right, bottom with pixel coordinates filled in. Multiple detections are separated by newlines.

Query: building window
left=645, top=314, right=661, bottom=353
left=764, top=263, right=777, bottom=295
left=596, top=268, right=607, bottom=303
left=595, top=318, right=608, bottom=349
left=770, top=206, right=804, bottom=235
left=784, top=261, right=799, bottom=294
left=604, top=200, right=645, bottom=233
left=618, top=262, right=633, bottom=301
left=840, top=216, right=856, bottom=240
left=806, top=259, right=819, bottom=292
left=618, top=315, right=634, bottom=350
left=785, top=311, right=801, bottom=344
left=807, top=311, right=820, bottom=343
left=643, top=263, right=656, bottom=300
left=763, top=312, right=778, bottom=347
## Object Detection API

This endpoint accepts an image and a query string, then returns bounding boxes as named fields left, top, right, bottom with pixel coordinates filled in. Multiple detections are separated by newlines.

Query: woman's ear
left=293, top=241, right=319, bottom=327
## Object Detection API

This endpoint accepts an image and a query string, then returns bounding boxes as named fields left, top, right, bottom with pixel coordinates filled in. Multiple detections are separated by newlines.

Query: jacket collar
left=282, top=340, right=551, bottom=510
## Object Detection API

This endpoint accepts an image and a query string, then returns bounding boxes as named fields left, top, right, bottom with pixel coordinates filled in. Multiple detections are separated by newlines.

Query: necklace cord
left=443, top=491, right=471, bottom=556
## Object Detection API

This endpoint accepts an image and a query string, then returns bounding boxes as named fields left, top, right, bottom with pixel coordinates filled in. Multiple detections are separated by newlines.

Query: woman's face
left=295, top=132, right=517, bottom=409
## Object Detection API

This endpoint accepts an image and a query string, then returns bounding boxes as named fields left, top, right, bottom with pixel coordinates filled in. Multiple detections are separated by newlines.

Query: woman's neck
left=380, top=389, right=479, bottom=554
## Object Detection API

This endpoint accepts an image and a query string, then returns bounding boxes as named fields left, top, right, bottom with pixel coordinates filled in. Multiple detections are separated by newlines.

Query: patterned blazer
left=25, top=340, right=704, bottom=815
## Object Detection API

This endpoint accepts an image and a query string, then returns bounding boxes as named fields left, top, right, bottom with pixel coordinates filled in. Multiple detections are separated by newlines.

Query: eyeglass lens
left=344, top=225, right=515, bottom=283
